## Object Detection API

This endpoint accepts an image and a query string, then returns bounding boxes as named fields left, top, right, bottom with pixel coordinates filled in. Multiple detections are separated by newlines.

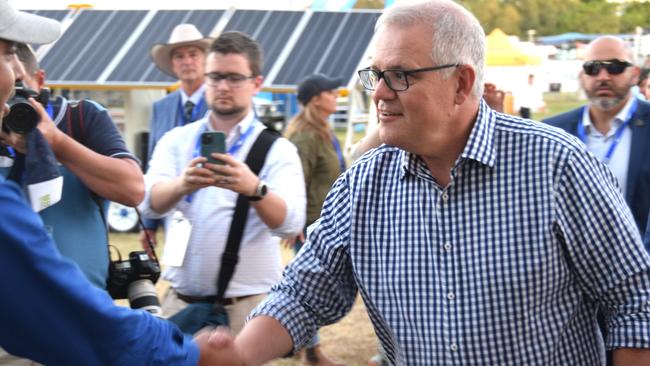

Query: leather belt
left=175, top=291, right=255, bottom=306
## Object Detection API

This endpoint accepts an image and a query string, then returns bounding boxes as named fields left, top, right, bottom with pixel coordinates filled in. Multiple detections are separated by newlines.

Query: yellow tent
left=486, top=28, right=541, bottom=66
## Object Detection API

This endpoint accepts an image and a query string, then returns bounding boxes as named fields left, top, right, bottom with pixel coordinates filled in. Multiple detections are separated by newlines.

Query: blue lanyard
left=185, top=119, right=258, bottom=202
left=331, top=133, right=346, bottom=173
left=177, top=96, right=205, bottom=126
left=577, top=98, right=637, bottom=164
left=46, top=102, right=54, bottom=119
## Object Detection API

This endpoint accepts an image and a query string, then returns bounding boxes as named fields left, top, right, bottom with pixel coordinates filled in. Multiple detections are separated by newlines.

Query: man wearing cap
left=141, top=24, right=212, bottom=250
left=139, top=31, right=305, bottom=336
left=544, top=36, right=650, bottom=238
left=0, top=1, right=221, bottom=364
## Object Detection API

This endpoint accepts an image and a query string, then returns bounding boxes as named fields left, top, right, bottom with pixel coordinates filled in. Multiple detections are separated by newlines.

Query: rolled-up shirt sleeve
left=139, top=126, right=193, bottom=219
left=260, top=138, right=306, bottom=238
left=555, top=146, right=650, bottom=349
left=249, top=175, right=357, bottom=352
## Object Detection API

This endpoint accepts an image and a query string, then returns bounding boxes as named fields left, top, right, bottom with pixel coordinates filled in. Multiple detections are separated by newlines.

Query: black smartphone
left=200, top=131, right=226, bottom=165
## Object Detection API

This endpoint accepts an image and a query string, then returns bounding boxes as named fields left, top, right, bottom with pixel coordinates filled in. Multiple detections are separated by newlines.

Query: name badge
left=162, top=211, right=192, bottom=267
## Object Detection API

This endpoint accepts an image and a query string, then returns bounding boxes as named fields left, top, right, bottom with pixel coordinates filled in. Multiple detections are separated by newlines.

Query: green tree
left=556, top=0, right=619, bottom=34
left=620, top=2, right=650, bottom=33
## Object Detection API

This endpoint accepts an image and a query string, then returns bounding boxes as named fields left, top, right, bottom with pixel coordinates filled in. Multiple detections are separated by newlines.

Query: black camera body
left=2, top=81, right=43, bottom=134
left=107, top=251, right=163, bottom=317
left=107, top=251, right=161, bottom=299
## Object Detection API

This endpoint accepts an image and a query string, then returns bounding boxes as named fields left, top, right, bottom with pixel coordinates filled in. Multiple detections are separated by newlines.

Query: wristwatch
left=247, top=180, right=268, bottom=201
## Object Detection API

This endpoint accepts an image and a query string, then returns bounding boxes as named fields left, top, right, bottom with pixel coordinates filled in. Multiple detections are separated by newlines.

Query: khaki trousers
left=161, top=288, right=267, bottom=336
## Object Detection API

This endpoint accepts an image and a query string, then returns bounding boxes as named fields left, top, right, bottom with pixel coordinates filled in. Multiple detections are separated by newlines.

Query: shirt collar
left=180, top=84, right=206, bottom=105
left=205, top=110, right=256, bottom=136
left=582, top=96, right=635, bottom=134
left=399, top=99, right=497, bottom=179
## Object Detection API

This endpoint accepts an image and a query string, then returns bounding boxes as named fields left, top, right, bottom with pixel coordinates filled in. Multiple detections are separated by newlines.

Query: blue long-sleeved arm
left=0, top=179, right=199, bottom=366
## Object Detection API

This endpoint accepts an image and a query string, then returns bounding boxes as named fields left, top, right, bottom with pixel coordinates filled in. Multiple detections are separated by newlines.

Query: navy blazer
left=543, top=100, right=650, bottom=234
left=146, top=89, right=208, bottom=164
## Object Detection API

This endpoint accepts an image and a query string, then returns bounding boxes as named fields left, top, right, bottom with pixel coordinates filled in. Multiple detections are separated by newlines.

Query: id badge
left=162, top=211, right=192, bottom=267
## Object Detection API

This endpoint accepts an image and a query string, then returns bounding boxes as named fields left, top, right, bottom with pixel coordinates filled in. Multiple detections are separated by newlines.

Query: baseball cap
left=0, top=0, right=61, bottom=45
left=297, top=74, right=344, bottom=105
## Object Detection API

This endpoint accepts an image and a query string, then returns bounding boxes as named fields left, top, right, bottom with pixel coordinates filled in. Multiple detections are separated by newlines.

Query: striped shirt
left=251, top=100, right=650, bottom=365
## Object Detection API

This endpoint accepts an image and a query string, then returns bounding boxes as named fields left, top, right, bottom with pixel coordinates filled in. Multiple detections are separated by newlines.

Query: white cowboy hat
left=150, top=23, right=212, bottom=77
left=0, top=0, right=61, bottom=44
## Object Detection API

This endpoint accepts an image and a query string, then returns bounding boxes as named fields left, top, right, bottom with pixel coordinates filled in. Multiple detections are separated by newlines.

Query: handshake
left=195, top=316, right=292, bottom=366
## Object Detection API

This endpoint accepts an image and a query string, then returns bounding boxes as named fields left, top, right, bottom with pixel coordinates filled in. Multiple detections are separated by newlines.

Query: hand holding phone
left=200, top=131, right=226, bottom=165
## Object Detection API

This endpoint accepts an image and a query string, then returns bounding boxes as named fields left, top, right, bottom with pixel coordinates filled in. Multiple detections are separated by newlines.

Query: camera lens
left=127, top=279, right=163, bottom=318
left=3, top=100, right=39, bottom=134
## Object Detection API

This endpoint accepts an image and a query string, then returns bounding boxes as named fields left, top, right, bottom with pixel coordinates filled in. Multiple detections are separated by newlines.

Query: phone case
left=200, top=131, right=226, bottom=164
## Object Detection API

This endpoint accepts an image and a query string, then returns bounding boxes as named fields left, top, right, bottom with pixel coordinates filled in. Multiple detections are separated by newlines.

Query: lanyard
left=185, top=120, right=258, bottom=202
left=577, top=98, right=637, bottom=164
left=176, top=96, right=205, bottom=127
left=46, top=102, right=54, bottom=119
left=331, top=133, right=346, bottom=173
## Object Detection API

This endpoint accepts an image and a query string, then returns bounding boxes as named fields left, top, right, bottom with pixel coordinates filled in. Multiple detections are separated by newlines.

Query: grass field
left=109, top=92, right=585, bottom=365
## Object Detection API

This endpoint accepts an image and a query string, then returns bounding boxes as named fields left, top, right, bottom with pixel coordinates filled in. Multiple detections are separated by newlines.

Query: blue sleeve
left=0, top=180, right=198, bottom=366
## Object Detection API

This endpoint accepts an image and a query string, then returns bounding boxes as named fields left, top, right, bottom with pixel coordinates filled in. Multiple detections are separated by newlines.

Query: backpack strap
left=66, top=99, right=86, bottom=145
left=215, top=128, right=279, bottom=300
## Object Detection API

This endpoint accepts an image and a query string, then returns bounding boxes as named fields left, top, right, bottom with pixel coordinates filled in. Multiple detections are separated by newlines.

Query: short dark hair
left=209, top=31, right=262, bottom=76
left=639, top=68, right=650, bottom=86
left=15, top=43, right=39, bottom=75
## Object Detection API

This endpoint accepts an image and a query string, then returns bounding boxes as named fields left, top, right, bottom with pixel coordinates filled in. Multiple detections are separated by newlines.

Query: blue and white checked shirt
left=251, top=100, right=650, bottom=365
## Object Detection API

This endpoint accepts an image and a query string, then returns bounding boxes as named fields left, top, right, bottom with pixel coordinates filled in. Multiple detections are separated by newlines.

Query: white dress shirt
left=140, top=111, right=306, bottom=297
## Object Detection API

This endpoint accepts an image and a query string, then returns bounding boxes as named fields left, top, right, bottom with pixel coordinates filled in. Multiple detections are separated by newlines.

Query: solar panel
left=223, top=10, right=303, bottom=76
left=107, top=10, right=225, bottom=83
left=270, top=11, right=378, bottom=87
left=42, top=10, right=148, bottom=83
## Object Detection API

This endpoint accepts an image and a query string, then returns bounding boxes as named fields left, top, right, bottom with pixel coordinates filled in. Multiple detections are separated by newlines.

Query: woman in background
left=284, top=74, right=346, bottom=366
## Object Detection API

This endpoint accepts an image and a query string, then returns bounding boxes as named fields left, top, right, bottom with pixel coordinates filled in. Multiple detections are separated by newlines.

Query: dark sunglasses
left=582, top=59, right=633, bottom=76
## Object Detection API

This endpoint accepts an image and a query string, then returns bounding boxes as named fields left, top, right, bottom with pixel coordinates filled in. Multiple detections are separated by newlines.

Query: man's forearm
left=251, top=191, right=287, bottom=229
left=150, top=178, right=187, bottom=214
left=54, top=134, right=144, bottom=206
left=613, top=348, right=650, bottom=366
left=235, top=316, right=293, bottom=366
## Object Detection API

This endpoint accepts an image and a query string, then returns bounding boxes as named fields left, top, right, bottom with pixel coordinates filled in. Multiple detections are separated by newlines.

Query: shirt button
left=443, top=243, right=452, bottom=251
left=450, top=343, right=458, bottom=352
left=442, top=193, right=449, bottom=202
left=447, top=292, right=456, bottom=300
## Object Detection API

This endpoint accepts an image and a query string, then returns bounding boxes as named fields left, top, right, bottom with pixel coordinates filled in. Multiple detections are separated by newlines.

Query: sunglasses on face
left=582, top=59, right=633, bottom=76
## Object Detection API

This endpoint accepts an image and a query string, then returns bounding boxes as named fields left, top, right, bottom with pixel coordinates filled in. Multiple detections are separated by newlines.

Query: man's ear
left=454, top=64, right=476, bottom=105
left=35, top=69, right=46, bottom=90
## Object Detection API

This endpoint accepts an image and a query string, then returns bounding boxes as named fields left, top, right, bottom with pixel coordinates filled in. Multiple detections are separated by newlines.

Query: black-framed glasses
left=357, top=64, right=460, bottom=92
left=204, top=72, right=256, bottom=87
left=582, top=59, right=633, bottom=76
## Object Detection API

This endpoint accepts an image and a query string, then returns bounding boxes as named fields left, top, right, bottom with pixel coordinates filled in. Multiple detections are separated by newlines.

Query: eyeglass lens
left=583, top=60, right=630, bottom=76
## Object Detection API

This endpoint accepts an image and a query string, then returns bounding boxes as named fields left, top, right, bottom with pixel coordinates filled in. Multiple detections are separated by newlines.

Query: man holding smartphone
left=139, top=31, right=306, bottom=335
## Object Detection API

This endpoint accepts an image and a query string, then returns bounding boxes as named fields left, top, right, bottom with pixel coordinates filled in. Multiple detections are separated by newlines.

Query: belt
left=175, top=291, right=256, bottom=306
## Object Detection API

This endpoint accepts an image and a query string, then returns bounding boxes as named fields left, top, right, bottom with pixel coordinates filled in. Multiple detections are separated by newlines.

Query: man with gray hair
left=202, top=1, right=650, bottom=365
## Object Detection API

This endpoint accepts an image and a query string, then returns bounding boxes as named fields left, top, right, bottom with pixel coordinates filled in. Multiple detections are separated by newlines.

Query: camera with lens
left=1, top=81, right=48, bottom=134
left=107, top=250, right=163, bottom=318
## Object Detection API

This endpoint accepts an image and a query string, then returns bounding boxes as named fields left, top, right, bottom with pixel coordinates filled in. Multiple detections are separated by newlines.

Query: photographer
left=2, top=43, right=144, bottom=290
left=0, top=1, right=220, bottom=364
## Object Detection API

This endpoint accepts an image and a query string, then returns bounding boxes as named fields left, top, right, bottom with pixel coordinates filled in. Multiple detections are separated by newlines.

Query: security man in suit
left=544, top=36, right=650, bottom=237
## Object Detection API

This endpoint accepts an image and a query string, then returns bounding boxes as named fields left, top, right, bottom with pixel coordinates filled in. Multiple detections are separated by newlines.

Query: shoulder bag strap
left=215, top=128, right=279, bottom=300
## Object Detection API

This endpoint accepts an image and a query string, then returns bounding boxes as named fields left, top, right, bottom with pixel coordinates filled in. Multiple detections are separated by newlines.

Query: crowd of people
left=1, top=0, right=650, bottom=365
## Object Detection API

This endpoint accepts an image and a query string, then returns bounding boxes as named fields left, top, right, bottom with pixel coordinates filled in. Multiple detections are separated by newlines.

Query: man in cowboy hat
left=141, top=23, right=212, bottom=249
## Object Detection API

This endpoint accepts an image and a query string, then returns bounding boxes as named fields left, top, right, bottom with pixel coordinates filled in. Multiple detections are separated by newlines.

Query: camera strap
left=214, top=128, right=279, bottom=301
